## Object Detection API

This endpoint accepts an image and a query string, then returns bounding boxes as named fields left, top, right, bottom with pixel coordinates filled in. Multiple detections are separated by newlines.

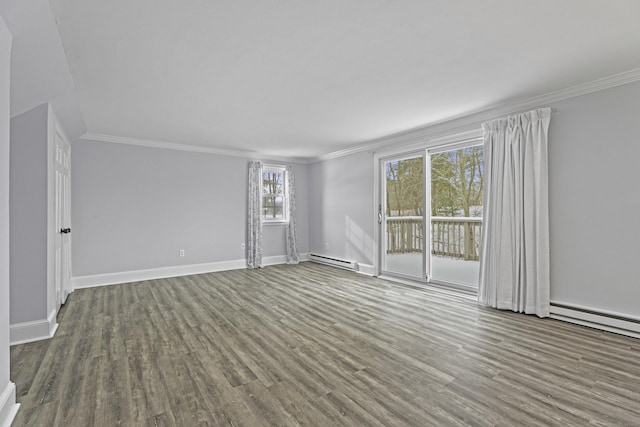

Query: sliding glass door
left=428, top=144, right=483, bottom=288
left=380, top=153, right=425, bottom=281
left=379, top=140, right=483, bottom=290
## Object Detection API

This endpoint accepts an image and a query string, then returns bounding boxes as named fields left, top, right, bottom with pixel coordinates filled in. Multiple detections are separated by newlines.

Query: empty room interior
left=1, top=1, right=640, bottom=426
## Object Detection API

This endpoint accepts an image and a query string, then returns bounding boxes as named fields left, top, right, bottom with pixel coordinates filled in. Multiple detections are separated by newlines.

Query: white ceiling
left=6, top=1, right=640, bottom=159
left=0, top=0, right=85, bottom=140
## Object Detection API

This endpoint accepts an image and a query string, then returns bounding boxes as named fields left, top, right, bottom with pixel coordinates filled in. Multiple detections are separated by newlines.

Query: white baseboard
left=72, top=253, right=311, bottom=289
left=550, top=302, right=640, bottom=339
left=263, top=253, right=310, bottom=266
left=262, top=255, right=288, bottom=266
left=72, top=259, right=247, bottom=288
left=299, top=253, right=311, bottom=262
left=0, top=382, right=19, bottom=427
left=356, top=263, right=376, bottom=276
left=10, top=308, right=59, bottom=346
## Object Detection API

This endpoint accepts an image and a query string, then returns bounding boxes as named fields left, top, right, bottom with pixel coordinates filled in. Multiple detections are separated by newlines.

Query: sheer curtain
left=478, top=108, right=551, bottom=317
left=285, top=165, right=299, bottom=264
left=247, top=161, right=263, bottom=268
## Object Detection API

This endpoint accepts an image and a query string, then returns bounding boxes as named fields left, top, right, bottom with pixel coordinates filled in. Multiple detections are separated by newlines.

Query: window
left=262, top=165, right=289, bottom=223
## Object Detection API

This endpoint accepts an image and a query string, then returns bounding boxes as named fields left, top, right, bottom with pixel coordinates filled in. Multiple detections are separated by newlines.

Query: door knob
left=60, top=228, right=71, bottom=234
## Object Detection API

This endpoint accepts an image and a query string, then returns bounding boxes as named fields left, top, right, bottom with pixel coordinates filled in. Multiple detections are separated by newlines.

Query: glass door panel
left=382, top=155, right=425, bottom=280
left=429, top=144, right=483, bottom=287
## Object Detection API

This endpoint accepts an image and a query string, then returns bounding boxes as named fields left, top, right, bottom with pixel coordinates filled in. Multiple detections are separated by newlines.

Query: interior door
left=380, top=153, right=426, bottom=281
left=54, top=130, right=72, bottom=307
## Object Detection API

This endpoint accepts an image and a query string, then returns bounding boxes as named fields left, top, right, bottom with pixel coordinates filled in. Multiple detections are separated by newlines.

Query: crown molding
left=79, top=132, right=313, bottom=164
left=79, top=68, right=640, bottom=164
left=314, top=67, right=640, bottom=162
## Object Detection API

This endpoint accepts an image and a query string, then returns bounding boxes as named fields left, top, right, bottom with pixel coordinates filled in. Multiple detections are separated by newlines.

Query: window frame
left=261, top=165, right=289, bottom=225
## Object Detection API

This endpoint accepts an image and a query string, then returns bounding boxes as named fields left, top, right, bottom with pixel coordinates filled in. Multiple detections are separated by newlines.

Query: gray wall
left=548, top=82, right=640, bottom=316
left=71, top=140, right=309, bottom=276
left=9, top=103, right=51, bottom=324
left=308, top=81, right=640, bottom=319
left=309, top=151, right=375, bottom=266
left=0, top=13, right=12, bottom=407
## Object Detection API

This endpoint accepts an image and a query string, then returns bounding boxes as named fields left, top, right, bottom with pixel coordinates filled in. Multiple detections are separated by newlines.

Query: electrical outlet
left=241, top=243, right=245, bottom=250
left=325, top=243, right=330, bottom=249
left=179, top=249, right=185, bottom=257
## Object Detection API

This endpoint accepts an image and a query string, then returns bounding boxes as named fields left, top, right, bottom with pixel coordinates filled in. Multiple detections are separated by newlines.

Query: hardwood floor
left=10, top=262, right=640, bottom=426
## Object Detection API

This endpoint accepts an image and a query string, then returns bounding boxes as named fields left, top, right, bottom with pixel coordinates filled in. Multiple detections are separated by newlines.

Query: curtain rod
left=484, top=106, right=557, bottom=124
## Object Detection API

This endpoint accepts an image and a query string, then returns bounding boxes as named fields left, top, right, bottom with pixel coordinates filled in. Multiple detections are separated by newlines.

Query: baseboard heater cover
left=309, top=254, right=357, bottom=270
left=550, top=303, right=640, bottom=339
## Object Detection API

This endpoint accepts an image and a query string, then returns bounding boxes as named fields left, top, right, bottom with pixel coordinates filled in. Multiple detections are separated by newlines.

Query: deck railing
left=386, top=216, right=423, bottom=254
left=386, top=216, right=482, bottom=260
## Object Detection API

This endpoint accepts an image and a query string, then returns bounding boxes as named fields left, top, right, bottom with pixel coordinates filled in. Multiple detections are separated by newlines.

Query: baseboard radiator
left=550, top=303, right=640, bottom=339
left=309, top=254, right=357, bottom=271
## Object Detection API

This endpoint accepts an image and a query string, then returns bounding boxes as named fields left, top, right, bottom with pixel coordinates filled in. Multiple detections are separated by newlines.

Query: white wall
left=309, top=151, right=375, bottom=267
left=71, top=140, right=309, bottom=277
left=0, top=13, right=18, bottom=427
left=9, top=104, right=50, bottom=324
left=309, top=81, right=640, bottom=320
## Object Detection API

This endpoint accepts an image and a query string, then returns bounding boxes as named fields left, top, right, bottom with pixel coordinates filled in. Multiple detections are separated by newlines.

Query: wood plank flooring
left=10, top=262, right=640, bottom=426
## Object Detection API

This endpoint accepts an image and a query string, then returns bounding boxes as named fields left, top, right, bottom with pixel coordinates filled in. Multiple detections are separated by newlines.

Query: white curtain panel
left=478, top=108, right=551, bottom=317
left=247, top=161, right=263, bottom=268
left=285, top=165, right=299, bottom=264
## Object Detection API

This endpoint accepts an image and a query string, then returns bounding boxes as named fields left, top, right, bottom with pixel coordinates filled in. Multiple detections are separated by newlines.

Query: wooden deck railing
left=430, top=217, right=482, bottom=261
left=386, top=216, right=482, bottom=260
left=386, top=216, right=423, bottom=254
